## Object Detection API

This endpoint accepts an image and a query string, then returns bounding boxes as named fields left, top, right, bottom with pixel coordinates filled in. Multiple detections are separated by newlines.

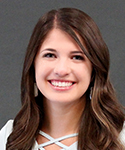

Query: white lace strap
left=38, top=131, right=78, bottom=149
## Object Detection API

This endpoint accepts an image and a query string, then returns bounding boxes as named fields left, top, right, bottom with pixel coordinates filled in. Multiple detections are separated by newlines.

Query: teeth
left=51, top=81, right=73, bottom=87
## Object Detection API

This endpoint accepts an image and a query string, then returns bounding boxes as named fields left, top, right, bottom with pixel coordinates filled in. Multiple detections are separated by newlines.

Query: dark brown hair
left=6, top=8, right=124, bottom=150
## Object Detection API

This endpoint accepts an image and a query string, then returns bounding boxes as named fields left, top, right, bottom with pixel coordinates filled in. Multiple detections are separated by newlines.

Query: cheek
left=85, top=62, right=93, bottom=79
left=79, top=68, right=92, bottom=89
left=35, top=63, right=52, bottom=81
left=77, top=64, right=92, bottom=80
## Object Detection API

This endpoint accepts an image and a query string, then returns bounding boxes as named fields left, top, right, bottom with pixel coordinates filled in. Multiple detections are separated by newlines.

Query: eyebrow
left=71, top=51, right=84, bottom=54
left=41, top=48, right=84, bottom=54
left=41, top=48, right=56, bottom=53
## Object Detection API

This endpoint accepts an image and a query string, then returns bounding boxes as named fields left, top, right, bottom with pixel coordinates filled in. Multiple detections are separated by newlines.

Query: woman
left=0, top=8, right=125, bottom=150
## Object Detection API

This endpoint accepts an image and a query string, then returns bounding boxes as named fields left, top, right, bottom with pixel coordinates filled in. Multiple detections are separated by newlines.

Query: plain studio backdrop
left=0, top=0, right=125, bottom=128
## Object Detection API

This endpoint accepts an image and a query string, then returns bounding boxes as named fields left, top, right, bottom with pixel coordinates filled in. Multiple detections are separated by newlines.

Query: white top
left=0, top=120, right=125, bottom=150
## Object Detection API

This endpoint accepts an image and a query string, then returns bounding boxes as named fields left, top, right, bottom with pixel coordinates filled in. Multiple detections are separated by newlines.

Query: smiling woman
left=0, top=8, right=125, bottom=150
left=34, top=29, right=92, bottom=104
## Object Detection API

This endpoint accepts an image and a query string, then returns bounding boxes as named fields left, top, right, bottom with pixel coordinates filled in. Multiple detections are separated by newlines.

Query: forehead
left=43, top=28, right=75, bottom=42
left=40, top=28, right=84, bottom=52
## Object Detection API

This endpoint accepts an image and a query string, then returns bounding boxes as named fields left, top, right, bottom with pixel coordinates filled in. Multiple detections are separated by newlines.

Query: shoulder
left=119, top=121, right=125, bottom=146
left=0, top=120, right=14, bottom=150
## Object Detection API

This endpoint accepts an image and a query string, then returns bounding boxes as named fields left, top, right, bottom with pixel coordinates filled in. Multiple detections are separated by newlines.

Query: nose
left=54, top=58, right=71, bottom=77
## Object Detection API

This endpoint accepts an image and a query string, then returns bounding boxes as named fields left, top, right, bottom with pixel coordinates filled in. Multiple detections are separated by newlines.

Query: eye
left=43, top=53, right=56, bottom=58
left=72, top=55, right=84, bottom=60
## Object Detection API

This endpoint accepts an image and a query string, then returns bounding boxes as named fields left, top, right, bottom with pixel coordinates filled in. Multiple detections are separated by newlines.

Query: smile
left=49, top=80, right=74, bottom=88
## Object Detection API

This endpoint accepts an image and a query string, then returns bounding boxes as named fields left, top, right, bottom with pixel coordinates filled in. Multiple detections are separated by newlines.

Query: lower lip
left=49, top=82, right=75, bottom=91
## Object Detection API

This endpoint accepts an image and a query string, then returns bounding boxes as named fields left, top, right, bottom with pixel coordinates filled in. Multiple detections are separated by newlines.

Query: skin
left=34, top=28, right=92, bottom=149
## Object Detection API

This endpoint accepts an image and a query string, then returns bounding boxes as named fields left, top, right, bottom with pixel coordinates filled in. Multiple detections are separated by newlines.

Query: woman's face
left=34, top=28, right=92, bottom=104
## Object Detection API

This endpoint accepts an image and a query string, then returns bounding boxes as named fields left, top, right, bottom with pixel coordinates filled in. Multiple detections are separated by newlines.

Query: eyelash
left=72, top=55, right=84, bottom=60
left=43, top=53, right=56, bottom=58
left=43, top=53, right=84, bottom=61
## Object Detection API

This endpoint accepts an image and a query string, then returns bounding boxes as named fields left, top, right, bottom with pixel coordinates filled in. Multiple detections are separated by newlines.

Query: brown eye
left=43, top=53, right=56, bottom=58
left=72, top=55, right=84, bottom=60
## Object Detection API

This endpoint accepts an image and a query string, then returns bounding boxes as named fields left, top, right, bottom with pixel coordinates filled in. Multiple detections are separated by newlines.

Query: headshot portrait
left=0, top=1, right=125, bottom=150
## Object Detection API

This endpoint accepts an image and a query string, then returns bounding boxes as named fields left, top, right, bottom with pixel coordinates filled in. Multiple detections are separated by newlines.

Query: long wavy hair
left=6, top=8, right=124, bottom=150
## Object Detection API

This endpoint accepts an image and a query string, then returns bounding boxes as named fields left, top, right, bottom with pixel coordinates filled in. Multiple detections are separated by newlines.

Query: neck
left=42, top=97, right=86, bottom=138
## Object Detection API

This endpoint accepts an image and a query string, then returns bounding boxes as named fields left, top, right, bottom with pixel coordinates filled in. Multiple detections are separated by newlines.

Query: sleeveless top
left=0, top=120, right=125, bottom=150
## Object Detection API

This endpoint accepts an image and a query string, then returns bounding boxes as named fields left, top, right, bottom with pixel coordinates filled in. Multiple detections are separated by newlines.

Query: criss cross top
left=37, top=131, right=78, bottom=150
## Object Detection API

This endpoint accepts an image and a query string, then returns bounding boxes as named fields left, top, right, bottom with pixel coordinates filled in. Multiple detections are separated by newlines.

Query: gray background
left=0, top=0, right=125, bottom=128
